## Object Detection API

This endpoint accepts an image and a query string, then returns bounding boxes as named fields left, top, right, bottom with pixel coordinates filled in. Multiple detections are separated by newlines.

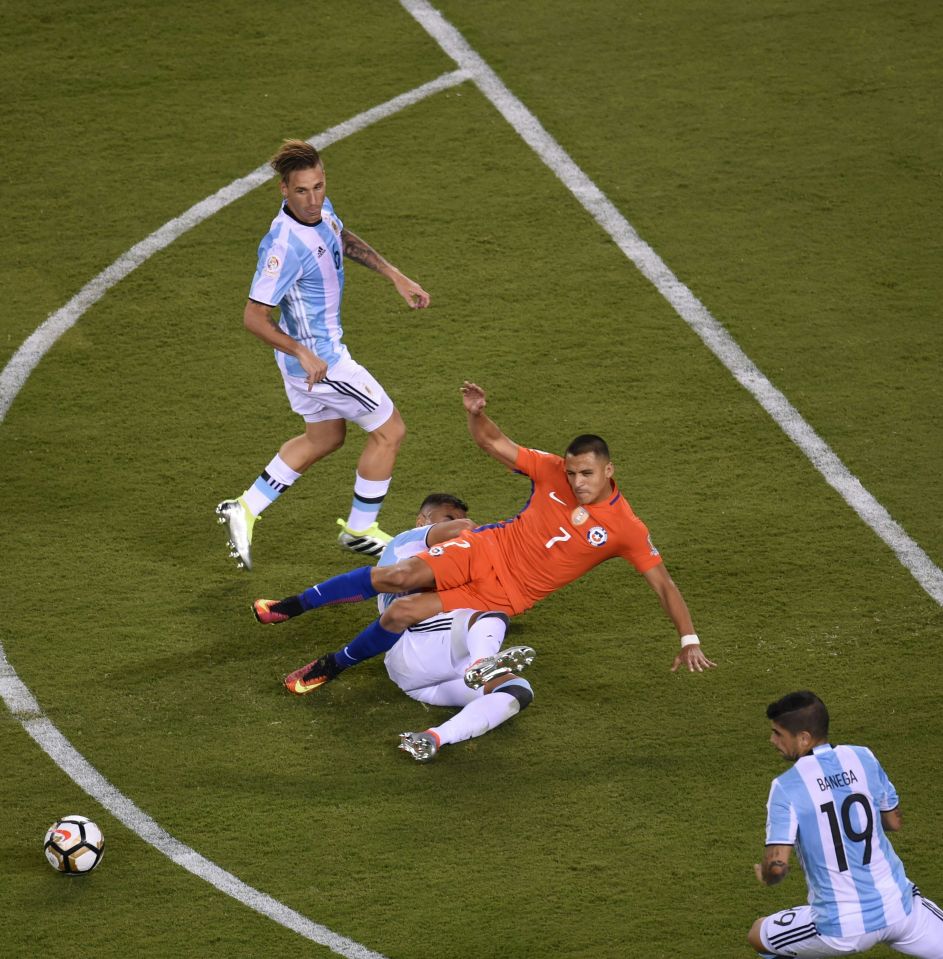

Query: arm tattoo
left=342, top=230, right=386, bottom=273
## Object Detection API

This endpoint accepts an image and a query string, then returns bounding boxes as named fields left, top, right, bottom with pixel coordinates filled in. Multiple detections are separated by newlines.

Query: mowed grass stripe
left=401, top=0, right=943, bottom=606
left=0, top=73, right=471, bottom=958
left=0, top=69, right=467, bottom=426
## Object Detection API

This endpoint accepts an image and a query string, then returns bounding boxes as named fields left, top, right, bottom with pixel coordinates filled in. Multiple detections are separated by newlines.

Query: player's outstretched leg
left=215, top=497, right=258, bottom=571
left=399, top=676, right=535, bottom=763
left=337, top=413, right=403, bottom=556
left=399, top=653, right=536, bottom=763
left=283, top=618, right=404, bottom=695
left=216, top=456, right=302, bottom=570
left=254, top=566, right=378, bottom=624
left=283, top=653, right=344, bottom=695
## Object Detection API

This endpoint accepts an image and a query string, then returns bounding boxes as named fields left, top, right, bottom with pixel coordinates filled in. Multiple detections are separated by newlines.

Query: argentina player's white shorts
left=277, top=351, right=394, bottom=430
left=760, top=889, right=943, bottom=958
left=384, top=609, right=483, bottom=708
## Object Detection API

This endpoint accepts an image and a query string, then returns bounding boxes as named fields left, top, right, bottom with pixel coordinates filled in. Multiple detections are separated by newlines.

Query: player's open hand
left=461, top=381, right=487, bottom=414
left=393, top=273, right=430, bottom=309
left=670, top=643, right=717, bottom=673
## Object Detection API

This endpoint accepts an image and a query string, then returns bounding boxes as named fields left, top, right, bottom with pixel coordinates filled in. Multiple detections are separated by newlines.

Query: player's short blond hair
left=271, top=139, right=322, bottom=182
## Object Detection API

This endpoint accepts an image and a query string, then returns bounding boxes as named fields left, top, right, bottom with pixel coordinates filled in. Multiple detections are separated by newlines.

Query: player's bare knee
left=372, top=410, right=406, bottom=449
left=487, top=676, right=533, bottom=710
left=746, top=919, right=765, bottom=951
left=298, top=433, right=344, bottom=462
left=386, top=409, right=406, bottom=444
left=390, top=418, right=406, bottom=447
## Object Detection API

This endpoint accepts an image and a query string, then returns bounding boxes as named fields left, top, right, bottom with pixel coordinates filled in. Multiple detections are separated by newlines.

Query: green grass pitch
left=1, top=1, right=940, bottom=957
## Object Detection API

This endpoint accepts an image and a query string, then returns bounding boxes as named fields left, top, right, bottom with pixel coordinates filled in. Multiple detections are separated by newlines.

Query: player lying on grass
left=254, top=381, right=716, bottom=692
left=749, top=691, right=943, bottom=959
left=392, top=611, right=535, bottom=764
left=354, top=492, right=536, bottom=763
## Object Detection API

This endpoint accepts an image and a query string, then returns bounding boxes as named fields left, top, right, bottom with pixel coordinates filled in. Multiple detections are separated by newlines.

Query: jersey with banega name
left=248, top=198, right=347, bottom=376
left=475, top=446, right=662, bottom=612
left=765, top=743, right=912, bottom=937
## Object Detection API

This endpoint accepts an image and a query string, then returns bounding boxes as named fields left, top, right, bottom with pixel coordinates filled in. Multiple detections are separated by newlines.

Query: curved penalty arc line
left=0, top=68, right=466, bottom=422
left=0, top=69, right=468, bottom=958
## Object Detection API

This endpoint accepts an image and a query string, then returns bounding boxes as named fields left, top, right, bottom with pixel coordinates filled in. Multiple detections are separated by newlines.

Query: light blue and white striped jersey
left=248, top=198, right=347, bottom=376
left=765, top=743, right=912, bottom=936
left=376, top=525, right=433, bottom=613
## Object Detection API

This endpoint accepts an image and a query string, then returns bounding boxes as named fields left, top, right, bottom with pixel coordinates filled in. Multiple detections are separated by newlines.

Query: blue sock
left=335, top=619, right=403, bottom=667
left=300, top=566, right=377, bottom=611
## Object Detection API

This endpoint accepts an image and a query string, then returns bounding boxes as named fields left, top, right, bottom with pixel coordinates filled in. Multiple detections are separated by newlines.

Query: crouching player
left=750, top=691, right=943, bottom=958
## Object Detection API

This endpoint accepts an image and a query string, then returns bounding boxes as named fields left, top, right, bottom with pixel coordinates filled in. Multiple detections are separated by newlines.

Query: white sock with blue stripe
left=345, top=473, right=390, bottom=531
left=243, top=455, right=301, bottom=517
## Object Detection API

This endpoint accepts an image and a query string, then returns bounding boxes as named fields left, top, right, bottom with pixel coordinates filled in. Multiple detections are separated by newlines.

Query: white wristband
left=680, top=634, right=700, bottom=648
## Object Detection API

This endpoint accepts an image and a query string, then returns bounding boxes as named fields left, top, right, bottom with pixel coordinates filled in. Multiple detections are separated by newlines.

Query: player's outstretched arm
left=753, top=845, right=793, bottom=885
left=341, top=228, right=430, bottom=309
left=641, top=564, right=716, bottom=672
left=461, top=381, right=520, bottom=470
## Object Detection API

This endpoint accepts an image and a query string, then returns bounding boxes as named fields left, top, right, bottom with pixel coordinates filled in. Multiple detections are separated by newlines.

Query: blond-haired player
left=217, top=139, right=429, bottom=569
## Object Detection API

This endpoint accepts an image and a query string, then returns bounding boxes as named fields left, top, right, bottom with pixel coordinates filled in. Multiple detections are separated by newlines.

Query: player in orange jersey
left=258, top=382, right=716, bottom=694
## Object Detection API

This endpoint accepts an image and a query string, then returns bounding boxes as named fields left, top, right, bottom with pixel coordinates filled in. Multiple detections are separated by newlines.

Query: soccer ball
left=43, top=815, right=105, bottom=874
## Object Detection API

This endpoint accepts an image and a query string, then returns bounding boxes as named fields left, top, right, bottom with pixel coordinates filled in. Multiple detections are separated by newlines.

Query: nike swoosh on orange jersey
left=549, top=491, right=567, bottom=505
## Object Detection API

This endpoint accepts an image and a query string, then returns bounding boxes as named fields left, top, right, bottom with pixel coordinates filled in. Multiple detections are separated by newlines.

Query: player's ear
left=604, top=461, right=614, bottom=479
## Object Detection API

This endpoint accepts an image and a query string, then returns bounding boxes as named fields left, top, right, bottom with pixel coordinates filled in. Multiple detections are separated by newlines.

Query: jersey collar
left=282, top=203, right=323, bottom=228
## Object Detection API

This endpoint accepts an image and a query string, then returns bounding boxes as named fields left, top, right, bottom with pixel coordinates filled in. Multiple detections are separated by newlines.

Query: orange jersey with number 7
left=418, top=446, right=664, bottom=616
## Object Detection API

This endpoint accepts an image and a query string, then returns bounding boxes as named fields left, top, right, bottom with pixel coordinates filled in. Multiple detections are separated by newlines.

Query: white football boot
left=215, top=497, right=256, bottom=571
left=464, top=645, right=536, bottom=690
left=398, top=731, right=440, bottom=763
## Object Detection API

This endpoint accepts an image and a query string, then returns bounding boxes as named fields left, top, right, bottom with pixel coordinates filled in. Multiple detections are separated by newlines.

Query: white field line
left=0, top=645, right=385, bottom=959
left=0, top=68, right=466, bottom=422
left=0, top=70, right=471, bottom=957
left=401, top=0, right=943, bottom=607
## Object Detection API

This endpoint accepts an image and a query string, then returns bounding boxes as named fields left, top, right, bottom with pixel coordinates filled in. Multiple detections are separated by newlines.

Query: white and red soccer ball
left=43, top=815, right=104, bottom=874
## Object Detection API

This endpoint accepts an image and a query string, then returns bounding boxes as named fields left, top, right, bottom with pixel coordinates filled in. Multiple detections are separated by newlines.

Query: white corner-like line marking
left=0, top=642, right=384, bottom=958
left=401, top=0, right=943, bottom=607
left=0, top=71, right=471, bottom=957
left=0, top=68, right=467, bottom=424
